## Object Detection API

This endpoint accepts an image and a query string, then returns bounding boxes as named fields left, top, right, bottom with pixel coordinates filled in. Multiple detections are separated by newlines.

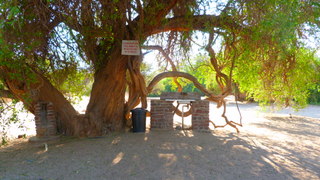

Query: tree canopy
left=0, top=0, right=319, bottom=136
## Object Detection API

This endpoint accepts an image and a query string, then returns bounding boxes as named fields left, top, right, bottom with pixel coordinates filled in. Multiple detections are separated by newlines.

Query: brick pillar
left=34, top=102, right=57, bottom=137
left=191, top=100, right=209, bottom=130
left=150, top=100, right=174, bottom=129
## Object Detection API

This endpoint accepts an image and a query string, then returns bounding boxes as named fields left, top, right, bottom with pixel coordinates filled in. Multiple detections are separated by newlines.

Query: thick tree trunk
left=2, top=68, right=79, bottom=135
left=2, top=49, right=130, bottom=137
left=86, top=49, right=128, bottom=135
left=30, top=75, right=79, bottom=135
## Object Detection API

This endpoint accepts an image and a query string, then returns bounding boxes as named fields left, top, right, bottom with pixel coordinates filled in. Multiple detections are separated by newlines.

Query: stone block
left=160, top=92, right=201, bottom=100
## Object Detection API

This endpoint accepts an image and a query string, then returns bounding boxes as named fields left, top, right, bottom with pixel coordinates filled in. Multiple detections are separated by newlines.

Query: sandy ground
left=0, top=102, right=319, bottom=180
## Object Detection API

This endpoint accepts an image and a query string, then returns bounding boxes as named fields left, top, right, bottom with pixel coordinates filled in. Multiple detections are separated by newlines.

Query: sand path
left=0, top=102, right=319, bottom=180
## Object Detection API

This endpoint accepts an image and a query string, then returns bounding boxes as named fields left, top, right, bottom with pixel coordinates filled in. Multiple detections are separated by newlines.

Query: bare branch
left=206, top=32, right=232, bottom=96
left=147, top=71, right=222, bottom=102
left=142, top=45, right=183, bottom=91
left=142, top=45, right=177, bottom=70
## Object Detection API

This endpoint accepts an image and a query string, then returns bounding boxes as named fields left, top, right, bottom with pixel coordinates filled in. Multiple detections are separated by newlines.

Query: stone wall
left=150, top=100, right=174, bottom=129
left=34, top=102, right=57, bottom=137
left=191, top=100, right=210, bottom=130
left=150, top=99, right=210, bottom=130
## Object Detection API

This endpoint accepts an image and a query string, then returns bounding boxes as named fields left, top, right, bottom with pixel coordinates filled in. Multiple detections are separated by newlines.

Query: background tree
left=0, top=0, right=319, bottom=136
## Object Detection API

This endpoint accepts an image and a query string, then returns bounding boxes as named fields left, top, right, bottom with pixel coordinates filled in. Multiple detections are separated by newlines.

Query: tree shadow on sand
left=2, top=129, right=316, bottom=179
left=248, top=115, right=320, bottom=177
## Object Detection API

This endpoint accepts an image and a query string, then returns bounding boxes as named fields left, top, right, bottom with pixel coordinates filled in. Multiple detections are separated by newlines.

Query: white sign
left=121, top=40, right=140, bottom=55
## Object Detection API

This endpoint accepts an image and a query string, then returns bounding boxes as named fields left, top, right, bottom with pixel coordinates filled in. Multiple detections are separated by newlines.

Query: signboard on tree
left=121, top=40, right=140, bottom=55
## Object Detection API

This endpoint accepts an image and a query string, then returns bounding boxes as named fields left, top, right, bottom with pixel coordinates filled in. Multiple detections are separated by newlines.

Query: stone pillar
left=191, top=100, right=209, bottom=130
left=34, top=102, right=57, bottom=137
left=150, top=100, right=174, bottom=129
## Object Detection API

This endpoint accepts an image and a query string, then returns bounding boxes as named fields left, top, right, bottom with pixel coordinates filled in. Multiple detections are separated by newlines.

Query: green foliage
left=0, top=100, right=26, bottom=146
left=0, top=5, right=93, bottom=102
left=148, top=49, right=319, bottom=109
left=215, top=0, right=320, bottom=108
left=1, top=0, right=320, bottom=111
left=307, top=60, right=320, bottom=104
left=308, top=84, right=320, bottom=105
left=147, top=55, right=217, bottom=96
left=148, top=77, right=205, bottom=96
left=183, top=55, right=220, bottom=94
left=234, top=47, right=319, bottom=109
left=50, top=68, right=93, bottom=103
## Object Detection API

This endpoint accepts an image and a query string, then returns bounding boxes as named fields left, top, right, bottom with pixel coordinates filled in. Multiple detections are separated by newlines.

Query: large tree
left=0, top=0, right=319, bottom=136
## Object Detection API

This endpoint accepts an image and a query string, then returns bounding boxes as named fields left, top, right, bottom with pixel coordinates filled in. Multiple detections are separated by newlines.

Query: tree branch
left=143, top=0, right=181, bottom=25
left=142, top=45, right=177, bottom=70
left=147, top=71, right=222, bottom=102
left=142, top=45, right=183, bottom=91
left=0, top=89, right=16, bottom=99
left=206, top=32, right=232, bottom=96
left=145, top=15, right=241, bottom=37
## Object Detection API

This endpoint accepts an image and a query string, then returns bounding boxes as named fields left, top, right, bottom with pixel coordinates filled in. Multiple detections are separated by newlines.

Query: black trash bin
left=131, top=108, right=146, bottom=132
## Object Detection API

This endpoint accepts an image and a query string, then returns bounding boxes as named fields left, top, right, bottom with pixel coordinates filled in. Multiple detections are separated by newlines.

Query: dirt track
left=0, top=103, right=319, bottom=180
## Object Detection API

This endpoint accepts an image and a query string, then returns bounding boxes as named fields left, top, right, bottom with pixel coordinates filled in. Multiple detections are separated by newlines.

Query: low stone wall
left=191, top=100, right=210, bottom=130
left=150, top=100, right=174, bottom=129
left=150, top=100, right=209, bottom=130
